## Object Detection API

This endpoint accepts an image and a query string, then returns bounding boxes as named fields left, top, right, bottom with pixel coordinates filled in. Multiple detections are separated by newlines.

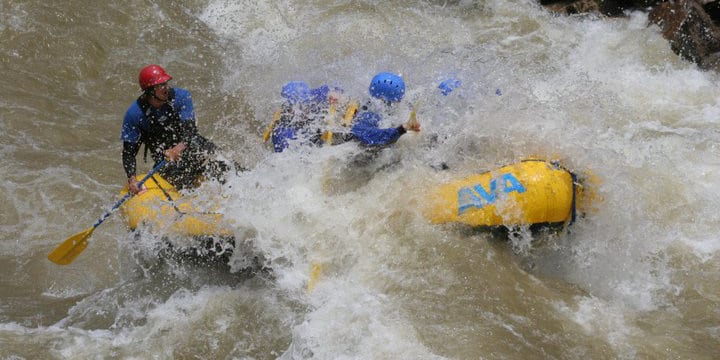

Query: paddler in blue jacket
left=350, top=72, right=420, bottom=146
left=121, top=64, right=224, bottom=194
left=265, top=73, right=419, bottom=152
left=267, top=81, right=358, bottom=152
left=268, top=81, right=317, bottom=152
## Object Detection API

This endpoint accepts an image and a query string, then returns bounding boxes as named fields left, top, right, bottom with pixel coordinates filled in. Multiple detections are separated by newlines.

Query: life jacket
left=136, top=88, right=196, bottom=163
left=269, top=103, right=325, bottom=148
left=263, top=100, right=359, bottom=146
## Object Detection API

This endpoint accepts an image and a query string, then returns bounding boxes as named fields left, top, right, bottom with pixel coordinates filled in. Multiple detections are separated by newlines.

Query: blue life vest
left=121, top=88, right=197, bottom=163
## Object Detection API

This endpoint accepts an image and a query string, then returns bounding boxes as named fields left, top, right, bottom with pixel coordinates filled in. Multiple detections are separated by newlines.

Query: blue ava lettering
left=457, top=173, right=526, bottom=214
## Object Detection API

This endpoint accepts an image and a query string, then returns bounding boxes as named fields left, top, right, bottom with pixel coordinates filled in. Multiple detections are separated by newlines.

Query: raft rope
left=149, top=175, right=225, bottom=217
left=150, top=175, right=186, bottom=215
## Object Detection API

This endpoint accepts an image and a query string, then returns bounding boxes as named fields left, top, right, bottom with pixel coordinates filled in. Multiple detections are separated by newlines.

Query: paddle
left=406, top=102, right=420, bottom=131
left=262, top=110, right=282, bottom=143
left=307, top=262, right=323, bottom=292
left=47, top=159, right=168, bottom=265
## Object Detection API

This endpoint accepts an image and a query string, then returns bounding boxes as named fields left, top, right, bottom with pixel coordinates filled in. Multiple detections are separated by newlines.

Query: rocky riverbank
left=541, top=0, right=720, bottom=71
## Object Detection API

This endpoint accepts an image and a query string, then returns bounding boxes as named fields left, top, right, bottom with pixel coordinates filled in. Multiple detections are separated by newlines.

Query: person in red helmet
left=121, top=64, right=224, bottom=194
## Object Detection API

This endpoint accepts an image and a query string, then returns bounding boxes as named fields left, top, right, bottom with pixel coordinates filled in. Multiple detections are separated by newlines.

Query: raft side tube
left=423, top=160, right=580, bottom=227
left=119, top=173, right=232, bottom=237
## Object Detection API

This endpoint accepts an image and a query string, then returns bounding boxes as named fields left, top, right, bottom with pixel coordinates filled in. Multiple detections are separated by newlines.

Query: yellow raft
left=424, top=160, right=591, bottom=227
left=119, top=173, right=232, bottom=238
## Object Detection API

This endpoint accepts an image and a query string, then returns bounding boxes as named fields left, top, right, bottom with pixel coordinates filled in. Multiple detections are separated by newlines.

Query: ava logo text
left=458, top=173, right=526, bottom=214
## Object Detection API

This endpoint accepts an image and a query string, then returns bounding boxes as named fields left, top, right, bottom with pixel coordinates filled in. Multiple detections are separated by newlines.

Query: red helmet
left=138, top=64, right=172, bottom=90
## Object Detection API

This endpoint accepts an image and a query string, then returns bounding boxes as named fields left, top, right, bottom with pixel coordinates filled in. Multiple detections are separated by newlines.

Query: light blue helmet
left=438, top=77, right=461, bottom=96
left=281, top=81, right=311, bottom=104
left=369, top=72, right=405, bottom=103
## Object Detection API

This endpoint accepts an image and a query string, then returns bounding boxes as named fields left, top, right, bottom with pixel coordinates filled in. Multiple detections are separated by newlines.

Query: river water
left=2, top=0, right=720, bottom=359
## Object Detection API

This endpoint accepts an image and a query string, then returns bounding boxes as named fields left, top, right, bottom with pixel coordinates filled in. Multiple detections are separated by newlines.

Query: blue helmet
left=369, top=72, right=405, bottom=102
left=310, top=85, right=330, bottom=103
left=281, top=81, right=311, bottom=104
left=438, top=77, right=461, bottom=96
left=311, top=85, right=344, bottom=103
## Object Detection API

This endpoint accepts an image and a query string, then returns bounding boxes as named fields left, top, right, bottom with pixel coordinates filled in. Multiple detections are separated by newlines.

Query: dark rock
left=543, top=0, right=600, bottom=15
left=541, top=0, right=664, bottom=15
left=649, top=0, right=720, bottom=70
left=705, top=1, right=720, bottom=26
left=540, top=0, right=720, bottom=71
left=599, top=0, right=665, bottom=15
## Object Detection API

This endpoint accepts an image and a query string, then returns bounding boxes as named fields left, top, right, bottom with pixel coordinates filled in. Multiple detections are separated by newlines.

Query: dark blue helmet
left=369, top=72, right=405, bottom=103
left=281, top=81, right=311, bottom=104
left=310, top=85, right=330, bottom=103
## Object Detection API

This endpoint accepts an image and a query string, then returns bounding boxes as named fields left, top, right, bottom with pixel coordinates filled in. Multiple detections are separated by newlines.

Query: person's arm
left=122, top=141, right=145, bottom=194
left=350, top=111, right=405, bottom=146
left=122, top=141, right=140, bottom=179
left=121, top=104, right=145, bottom=194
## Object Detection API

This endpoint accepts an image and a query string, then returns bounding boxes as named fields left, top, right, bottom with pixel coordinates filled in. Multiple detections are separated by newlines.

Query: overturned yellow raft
left=424, top=160, right=588, bottom=227
left=119, top=174, right=232, bottom=237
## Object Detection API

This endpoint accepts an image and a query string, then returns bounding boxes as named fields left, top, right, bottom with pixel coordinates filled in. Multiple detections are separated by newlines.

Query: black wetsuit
left=121, top=88, right=225, bottom=189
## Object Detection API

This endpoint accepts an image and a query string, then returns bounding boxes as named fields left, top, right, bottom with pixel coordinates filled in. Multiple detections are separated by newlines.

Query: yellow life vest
left=264, top=100, right=359, bottom=146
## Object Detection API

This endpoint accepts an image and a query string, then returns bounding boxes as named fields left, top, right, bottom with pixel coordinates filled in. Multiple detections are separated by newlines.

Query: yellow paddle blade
left=47, top=227, right=94, bottom=265
left=320, top=131, right=333, bottom=145
left=343, top=101, right=359, bottom=126
left=262, top=110, right=282, bottom=142
left=306, top=262, right=323, bottom=292
left=328, top=104, right=336, bottom=122
left=408, top=109, right=418, bottom=126
left=406, top=102, right=420, bottom=130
